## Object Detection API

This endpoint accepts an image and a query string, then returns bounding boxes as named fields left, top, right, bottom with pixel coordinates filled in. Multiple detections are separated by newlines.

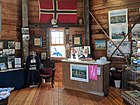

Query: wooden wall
left=90, top=0, right=140, bottom=69
left=0, top=0, right=22, bottom=57
left=1, top=0, right=21, bottom=40
left=28, top=0, right=84, bottom=57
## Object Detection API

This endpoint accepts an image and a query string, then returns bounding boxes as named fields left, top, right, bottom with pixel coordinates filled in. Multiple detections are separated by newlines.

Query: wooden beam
left=109, top=15, right=140, bottom=59
left=22, top=0, right=29, bottom=63
left=89, top=11, right=126, bottom=59
left=84, top=0, right=90, bottom=45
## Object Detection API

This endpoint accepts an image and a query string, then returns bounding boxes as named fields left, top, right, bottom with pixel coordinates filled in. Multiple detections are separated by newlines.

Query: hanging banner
left=88, top=65, right=98, bottom=80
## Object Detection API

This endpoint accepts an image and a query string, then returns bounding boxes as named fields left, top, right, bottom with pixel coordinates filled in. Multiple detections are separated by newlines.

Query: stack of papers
left=0, top=87, right=14, bottom=101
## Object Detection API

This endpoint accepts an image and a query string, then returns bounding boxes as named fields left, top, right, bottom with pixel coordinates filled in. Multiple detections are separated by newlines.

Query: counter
left=62, top=59, right=110, bottom=96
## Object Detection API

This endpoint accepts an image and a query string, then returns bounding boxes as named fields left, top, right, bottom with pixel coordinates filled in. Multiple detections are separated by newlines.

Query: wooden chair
left=38, top=59, right=55, bottom=88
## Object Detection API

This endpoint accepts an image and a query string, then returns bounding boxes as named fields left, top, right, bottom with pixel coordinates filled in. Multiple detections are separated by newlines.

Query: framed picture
left=0, top=41, right=3, bottom=49
left=108, top=9, right=128, bottom=41
left=8, top=41, right=15, bottom=49
left=15, top=42, right=20, bottom=50
left=50, top=45, right=66, bottom=58
left=41, top=52, right=47, bottom=60
left=95, top=40, right=106, bottom=50
left=131, top=24, right=140, bottom=41
left=72, top=34, right=82, bottom=46
left=33, top=37, right=42, bottom=47
left=70, top=64, right=89, bottom=82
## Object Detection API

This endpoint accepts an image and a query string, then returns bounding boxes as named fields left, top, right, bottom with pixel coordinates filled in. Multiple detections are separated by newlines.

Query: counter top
left=62, top=59, right=110, bottom=65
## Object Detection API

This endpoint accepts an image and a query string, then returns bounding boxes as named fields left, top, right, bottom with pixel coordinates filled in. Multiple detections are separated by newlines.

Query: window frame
left=49, top=28, right=66, bottom=59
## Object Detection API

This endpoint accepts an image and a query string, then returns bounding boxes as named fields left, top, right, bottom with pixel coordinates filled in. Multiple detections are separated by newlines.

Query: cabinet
left=122, top=65, right=140, bottom=105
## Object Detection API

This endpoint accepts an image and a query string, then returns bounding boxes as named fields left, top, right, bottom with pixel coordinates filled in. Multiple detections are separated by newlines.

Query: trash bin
left=114, top=80, right=121, bottom=88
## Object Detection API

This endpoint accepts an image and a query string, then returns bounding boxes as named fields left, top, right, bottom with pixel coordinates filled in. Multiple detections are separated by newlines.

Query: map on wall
left=107, top=41, right=130, bottom=57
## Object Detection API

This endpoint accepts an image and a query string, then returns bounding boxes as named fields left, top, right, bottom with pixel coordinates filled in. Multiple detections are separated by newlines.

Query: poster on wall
left=50, top=46, right=66, bottom=58
left=70, top=64, right=89, bottom=82
left=108, top=9, right=128, bottom=41
left=107, top=41, right=130, bottom=57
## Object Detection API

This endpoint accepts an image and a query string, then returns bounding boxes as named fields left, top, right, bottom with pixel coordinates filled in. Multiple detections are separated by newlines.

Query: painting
left=108, top=9, right=128, bottom=41
left=107, top=41, right=130, bottom=57
left=72, top=34, right=82, bottom=46
left=50, top=45, right=66, bottom=58
left=8, top=41, right=15, bottom=49
left=131, top=24, right=140, bottom=41
left=95, top=40, right=106, bottom=50
left=70, top=64, right=89, bottom=82
left=33, top=37, right=42, bottom=47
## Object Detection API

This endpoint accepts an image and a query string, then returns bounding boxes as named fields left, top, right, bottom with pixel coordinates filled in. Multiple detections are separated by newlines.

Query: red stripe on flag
left=58, top=14, right=77, bottom=23
left=58, top=1, right=77, bottom=10
left=39, top=0, right=53, bottom=9
left=40, top=14, right=53, bottom=23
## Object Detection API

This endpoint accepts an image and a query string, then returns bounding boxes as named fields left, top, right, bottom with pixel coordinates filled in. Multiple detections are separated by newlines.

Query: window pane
left=51, top=37, right=56, bottom=44
left=55, top=38, right=60, bottom=44
left=59, top=38, right=64, bottom=44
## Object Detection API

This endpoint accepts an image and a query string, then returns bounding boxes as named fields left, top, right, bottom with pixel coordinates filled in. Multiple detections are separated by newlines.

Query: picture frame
left=95, top=40, right=106, bottom=50
left=33, top=37, right=42, bottom=47
left=72, top=34, right=82, bottom=46
left=8, top=40, right=15, bottom=49
left=70, top=64, right=89, bottom=82
left=108, top=9, right=128, bottom=41
left=50, top=45, right=66, bottom=58
left=0, top=41, right=3, bottom=49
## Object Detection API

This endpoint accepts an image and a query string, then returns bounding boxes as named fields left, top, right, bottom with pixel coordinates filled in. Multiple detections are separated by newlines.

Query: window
left=50, top=28, right=66, bottom=58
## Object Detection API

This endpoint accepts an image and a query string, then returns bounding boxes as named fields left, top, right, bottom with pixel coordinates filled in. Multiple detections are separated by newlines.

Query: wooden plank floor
left=8, top=82, right=125, bottom=105
left=8, top=63, right=126, bottom=105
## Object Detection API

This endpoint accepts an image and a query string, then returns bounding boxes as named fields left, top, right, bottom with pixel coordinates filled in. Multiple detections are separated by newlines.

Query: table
left=0, top=68, right=26, bottom=90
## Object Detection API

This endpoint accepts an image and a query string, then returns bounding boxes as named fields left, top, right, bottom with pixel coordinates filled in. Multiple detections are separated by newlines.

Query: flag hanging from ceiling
left=38, top=0, right=77, bottom=24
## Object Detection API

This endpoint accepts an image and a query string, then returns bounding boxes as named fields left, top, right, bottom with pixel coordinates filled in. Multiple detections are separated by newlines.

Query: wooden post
left=84, top=0, right=90, bottom=45
left=21, top=0, right=29, bottom=63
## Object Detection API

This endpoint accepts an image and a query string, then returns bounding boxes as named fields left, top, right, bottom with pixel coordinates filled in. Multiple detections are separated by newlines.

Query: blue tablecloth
left=0, top=68, right=26, bottom=90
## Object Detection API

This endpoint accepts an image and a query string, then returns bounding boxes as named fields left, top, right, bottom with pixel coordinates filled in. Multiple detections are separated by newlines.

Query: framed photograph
left=15, top=42, right=20, bottom=50
left=70, top=64, right=89, bottom=82
left=33, top=37, right=42, bottom=47
left=8, top=41, right=15, bottom=49
left=72, top=34, right=82, bottom=46
left=41, top=52, right=47, bottom=60
left=95, top=40, right=106, bottom=50
left=0, top=41, right=3, bottom=49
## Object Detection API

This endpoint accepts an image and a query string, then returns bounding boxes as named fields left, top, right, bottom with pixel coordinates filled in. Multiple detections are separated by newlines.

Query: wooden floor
left=8, top=63, right=126, bottom=105
left=8, top=82, right=125, bottom=105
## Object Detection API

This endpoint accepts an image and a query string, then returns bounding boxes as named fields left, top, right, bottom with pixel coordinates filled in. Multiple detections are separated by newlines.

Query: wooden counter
left=62, top=59, right=110, bottom=96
